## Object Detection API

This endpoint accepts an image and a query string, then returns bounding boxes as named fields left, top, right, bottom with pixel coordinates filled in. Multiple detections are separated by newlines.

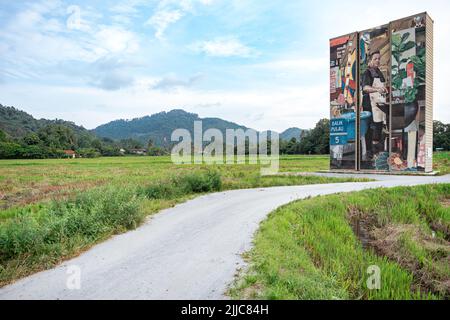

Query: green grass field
left=229, top=184, right=450, bottom=300
left=0, top=155, right=340, bottom=211
left=434, top=151, right=450, bottom=175
left=0, top=153, right=448, bottom=291
left=1, top=152, right=447, bottom=211
left=0, top=154, right=368, bottom=287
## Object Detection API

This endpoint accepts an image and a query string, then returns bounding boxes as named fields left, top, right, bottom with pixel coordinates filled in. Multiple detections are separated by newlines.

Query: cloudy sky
left=0, top=0, right=449, bottom=131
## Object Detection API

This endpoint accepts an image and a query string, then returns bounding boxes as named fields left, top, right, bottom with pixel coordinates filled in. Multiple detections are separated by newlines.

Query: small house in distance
left=129, top=148, right=148, bottom=155
left=63, top=150, right=76, bottom=158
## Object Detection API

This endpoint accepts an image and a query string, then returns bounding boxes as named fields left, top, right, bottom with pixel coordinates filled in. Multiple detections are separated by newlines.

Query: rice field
left=229, top=184, right=450, bottom=300
left=0, top=155, right=354, bottom=212
left=0, top=153, right=448, bottom=292
left=0, top=154, right=366, bottom=286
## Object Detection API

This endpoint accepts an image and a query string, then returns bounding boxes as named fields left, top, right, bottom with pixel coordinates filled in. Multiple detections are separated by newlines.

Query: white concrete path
left=0, top=173, right=449, bottom=300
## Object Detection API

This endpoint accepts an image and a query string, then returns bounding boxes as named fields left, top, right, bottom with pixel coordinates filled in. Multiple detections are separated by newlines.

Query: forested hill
left=0, top=103, right=330, bottom=159
left=0, top=104, right=121, bottom=158
left=93, top=109, right=252, bottom=146
left=279, top=127, right=304, bottom=141
left=0, top=104, right=90, bottom=138
left=94, top=109, right=308, bottom=147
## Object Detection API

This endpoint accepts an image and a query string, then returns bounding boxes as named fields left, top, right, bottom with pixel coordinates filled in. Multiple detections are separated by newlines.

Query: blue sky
left=0, top=0, right=449, bottom=130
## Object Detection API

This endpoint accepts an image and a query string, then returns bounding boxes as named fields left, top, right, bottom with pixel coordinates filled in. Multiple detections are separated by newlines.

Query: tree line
left=434, top=121, right=450, bottom=151
left=279, top=119, right=330, bottom=155
left=0, top=118, right=448, bottom=159
left=0, top=124, right=148, bottom=159
left=279, top=119, right=450, bottom=155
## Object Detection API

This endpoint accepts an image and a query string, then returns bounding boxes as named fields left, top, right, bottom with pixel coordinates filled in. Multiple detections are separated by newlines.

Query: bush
left=175, top=170, right=222, bottom=194
left=100, top=146, right=122, bottom=157
left=0, top=215, right=44, bottom=260
left=147, top=146, right=167, bottom=156
left=139, top=183, right=177, bottom=200
left=0, top=142, right=22, bottom=159
left=0, top=171, right=223, bottom=284
left=140, top=170, right=222, bottom=200
left=0, top=186, right=143, bottom=264
left=19, top=145, right=49, bottom=159
left=77, top=148, right=101, bottom=158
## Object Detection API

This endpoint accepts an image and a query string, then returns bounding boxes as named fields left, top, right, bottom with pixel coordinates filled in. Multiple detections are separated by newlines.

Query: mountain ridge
left=93, top=109, right=304, bottom=146
left=0, top=104, right=305, bottom=148
left=0, top=104, right=92, bottom=138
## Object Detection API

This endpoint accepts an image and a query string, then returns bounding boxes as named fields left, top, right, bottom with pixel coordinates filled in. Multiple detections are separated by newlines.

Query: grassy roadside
left=0, top=168, right=368, bottom=287
left=0, top=170, right=223, bottom=286
left=434, top=152, right=450, bottom=175
left=1, top=153, right=447, bottom=209
left=229, top=184, right=450, bottom=300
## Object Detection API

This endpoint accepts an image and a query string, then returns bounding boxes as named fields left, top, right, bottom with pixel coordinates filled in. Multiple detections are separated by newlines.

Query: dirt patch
left=0, top=180, right=106, bottom=210
left=239, top=282, right=264, bottom=300
left=425, top=197, right=450, bottom=241
left=441, top=198, right=450, bottom=208
left=347, top=207, right=450, bottom=298
left=347, top=206, right=378, bottom=250
left=429, top=221, right=450, bottom=242
left=371, top=224, right=450, bottom=297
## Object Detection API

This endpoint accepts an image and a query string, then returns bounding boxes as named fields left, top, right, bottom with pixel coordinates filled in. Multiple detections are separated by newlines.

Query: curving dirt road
left=1, top=173, right=449, bottom=300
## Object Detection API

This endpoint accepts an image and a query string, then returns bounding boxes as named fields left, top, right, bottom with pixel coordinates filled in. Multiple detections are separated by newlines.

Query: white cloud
left=1, top=0, right=449, bottom=129
left=253, top=58, right=327, bottom=72
left=198, top=0, right=215, bottom=4
left=146, top=0, right=216, bottom=40
left=95, top=26, right=140, bottom=54
left=190, top=37, right=259, bottom=58
left=110, top=0, right=141, bottom=15
left=0, top=81, right=327, bottom=131
left=150, top=73, right=205, bottom=91
left=0, top=1, right=141, bottom=89
left=146, top=9, right=184, bottom=40
left=86, top=56, right=139, bottom=90
left=90, top=72, right=134, bottom=91
left=0, top=3, right=94, bottom=66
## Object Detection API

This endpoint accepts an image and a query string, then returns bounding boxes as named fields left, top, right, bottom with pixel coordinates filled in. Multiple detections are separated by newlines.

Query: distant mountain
left=0, top=104, right=92, bottom=138
left=94, top=109, right=306, bottom=146
left=0, top=104, right=306, bottom=149
left=93, top=109, right=253, bottom=146
left=280, top=127, right=305, bottom=141
left=0, top=104, right=117, bottom=158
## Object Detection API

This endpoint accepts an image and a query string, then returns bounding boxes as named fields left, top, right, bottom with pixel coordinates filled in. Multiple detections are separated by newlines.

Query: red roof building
left=63, top=150, right=76, bottom=158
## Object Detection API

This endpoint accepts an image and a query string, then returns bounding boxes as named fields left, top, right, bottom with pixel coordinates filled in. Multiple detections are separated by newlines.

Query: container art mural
left=330, top=33, right=358, bottom=170
left=330, top=12, right=433, bottom=172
